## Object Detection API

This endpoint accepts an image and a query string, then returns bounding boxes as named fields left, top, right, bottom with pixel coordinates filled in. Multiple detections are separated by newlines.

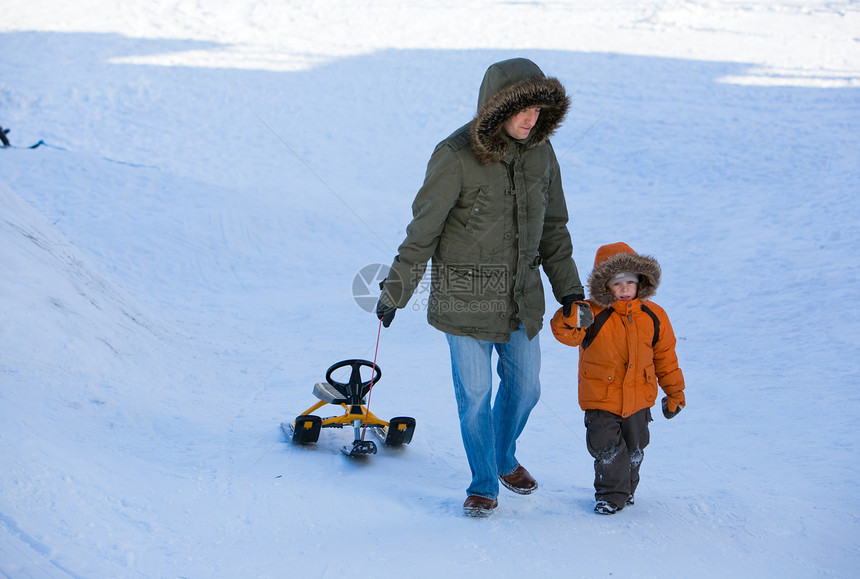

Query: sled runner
left=282, top=359, right=415, bottom=457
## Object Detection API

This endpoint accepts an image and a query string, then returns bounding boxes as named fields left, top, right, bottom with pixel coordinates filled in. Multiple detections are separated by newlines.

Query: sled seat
left=312, top=381, right=368, bottom=404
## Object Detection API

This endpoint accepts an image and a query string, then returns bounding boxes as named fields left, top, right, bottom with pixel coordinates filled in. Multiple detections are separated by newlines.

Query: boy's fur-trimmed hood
left=588, top=242, right=662, bottom=308
left=469, top=58, right=570, bottom=164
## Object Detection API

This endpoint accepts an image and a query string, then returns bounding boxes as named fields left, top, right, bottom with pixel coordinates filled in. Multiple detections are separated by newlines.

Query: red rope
left=361, top=318, right=383, bottom=441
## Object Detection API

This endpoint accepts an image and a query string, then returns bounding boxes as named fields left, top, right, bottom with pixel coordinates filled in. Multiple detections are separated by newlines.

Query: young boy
left=550, top=242, right=686, bottom=514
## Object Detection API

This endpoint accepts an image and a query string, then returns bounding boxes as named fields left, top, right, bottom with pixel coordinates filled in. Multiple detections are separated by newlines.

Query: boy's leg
left=585, top=409, right=631, bottom=508
left=493, top=325, right=541, bottom=476
left=446, top=333, right=499, bottom=500
left=622, top=408, right=652, bottom=498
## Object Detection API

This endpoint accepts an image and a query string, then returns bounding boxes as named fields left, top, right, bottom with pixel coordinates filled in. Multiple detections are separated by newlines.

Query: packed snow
left=1, top=1, right=859, bottom=577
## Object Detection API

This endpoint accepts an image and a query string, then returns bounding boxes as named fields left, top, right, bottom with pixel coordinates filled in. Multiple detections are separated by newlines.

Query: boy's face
left=611, top=280, right=638, bottom=301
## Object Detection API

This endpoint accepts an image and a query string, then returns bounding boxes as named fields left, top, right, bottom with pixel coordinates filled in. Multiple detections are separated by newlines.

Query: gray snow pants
left=584, top=407, right=652, bottom=507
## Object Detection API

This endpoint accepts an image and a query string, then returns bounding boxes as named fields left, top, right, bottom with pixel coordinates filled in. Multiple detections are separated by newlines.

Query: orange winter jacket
left=551, top=298, right=685, bottom=417
left=550, top=241, right=685, bottom=417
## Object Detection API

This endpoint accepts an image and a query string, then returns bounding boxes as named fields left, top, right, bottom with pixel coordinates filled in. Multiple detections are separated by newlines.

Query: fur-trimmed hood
left=588, top=242, right=662, bottom=308
left=469, top=58, right=570, bottom=164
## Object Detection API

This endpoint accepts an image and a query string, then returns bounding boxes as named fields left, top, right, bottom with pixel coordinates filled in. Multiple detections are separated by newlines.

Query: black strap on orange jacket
left=582, top=304, right=660, bottom=350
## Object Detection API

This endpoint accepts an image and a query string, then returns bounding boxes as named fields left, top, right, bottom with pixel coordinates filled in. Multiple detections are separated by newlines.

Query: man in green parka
left=376, top=58, right=589, bottom=517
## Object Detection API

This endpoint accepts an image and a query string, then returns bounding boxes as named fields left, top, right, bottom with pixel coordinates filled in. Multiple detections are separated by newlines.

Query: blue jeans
left=445, top=325, right=541, bottom=499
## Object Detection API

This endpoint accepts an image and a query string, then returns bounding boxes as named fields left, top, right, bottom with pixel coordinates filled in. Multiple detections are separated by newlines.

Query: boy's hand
left=575, top=303, right=594, bottom=328
left=662, top=396, right=684, bottom=419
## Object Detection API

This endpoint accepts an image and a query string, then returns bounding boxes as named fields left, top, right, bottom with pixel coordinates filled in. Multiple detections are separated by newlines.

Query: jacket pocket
left=538, top=178, right=549, bottom=208
left=579, top=361, right=616, bottom=405
left=429, top=264, right=509, bottom=326
left=463, top=186, right=489, bottom=234
left=461, top=186, right=510, bottom=254
left=643, top=365, right=659, bottom=406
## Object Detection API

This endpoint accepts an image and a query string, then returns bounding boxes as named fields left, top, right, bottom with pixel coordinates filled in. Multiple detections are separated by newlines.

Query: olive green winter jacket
left=381, top=58, right=584, bottom=342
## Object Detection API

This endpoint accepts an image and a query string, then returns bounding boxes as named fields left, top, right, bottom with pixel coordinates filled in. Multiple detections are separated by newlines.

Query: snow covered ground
left=1, top=1, right=859, bottom=576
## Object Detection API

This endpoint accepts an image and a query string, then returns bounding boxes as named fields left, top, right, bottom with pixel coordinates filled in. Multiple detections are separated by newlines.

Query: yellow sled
left=282, top=359, right=415, bottom=456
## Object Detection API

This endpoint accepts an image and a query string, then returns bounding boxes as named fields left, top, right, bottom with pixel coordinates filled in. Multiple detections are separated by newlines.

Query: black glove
left=562, top=294, right=593, bottom=328
left=561, top=293, right=582, bottom=317
left=376, top=298, right=396, bottom=328
left=662, top=396, right=684, bottom=419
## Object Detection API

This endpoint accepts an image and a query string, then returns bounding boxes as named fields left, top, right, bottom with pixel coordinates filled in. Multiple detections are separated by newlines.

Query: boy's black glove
left=562, top=294, right=593, bottom=328
left=662, top=396, right=684, bottom=419
left=376, top=298, right=396, bottom=328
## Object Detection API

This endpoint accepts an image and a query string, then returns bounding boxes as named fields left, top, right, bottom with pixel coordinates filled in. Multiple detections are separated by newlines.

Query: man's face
left=503, top=106, right=541, bottom=140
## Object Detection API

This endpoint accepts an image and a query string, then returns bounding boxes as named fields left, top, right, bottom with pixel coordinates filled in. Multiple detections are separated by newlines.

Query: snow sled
left=282, top=359, right=415, bottom=457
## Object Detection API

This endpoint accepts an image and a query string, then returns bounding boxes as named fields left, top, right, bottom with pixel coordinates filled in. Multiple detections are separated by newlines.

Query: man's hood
left=469, top=58, right=570, bottom=164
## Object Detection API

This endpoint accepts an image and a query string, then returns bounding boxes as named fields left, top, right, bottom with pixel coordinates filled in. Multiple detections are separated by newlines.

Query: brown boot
left=463, top=495, right=498, bottom=517
left=499, top=465, right=538, bottom=495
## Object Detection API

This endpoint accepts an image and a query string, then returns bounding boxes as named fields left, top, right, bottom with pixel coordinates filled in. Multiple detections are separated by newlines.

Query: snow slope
left=1, top=1, right=859, bottom=577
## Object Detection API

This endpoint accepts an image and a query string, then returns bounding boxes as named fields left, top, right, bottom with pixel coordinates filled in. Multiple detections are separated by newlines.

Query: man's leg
left=446, top=333, right=498, bottom=499
left=493, top=325, right=541, bottom=477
